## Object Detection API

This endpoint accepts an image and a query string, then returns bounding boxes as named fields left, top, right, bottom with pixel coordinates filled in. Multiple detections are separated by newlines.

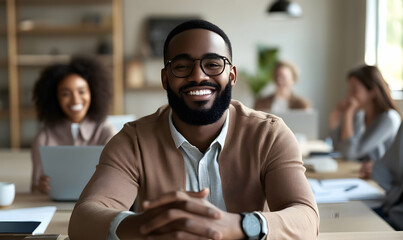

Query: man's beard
left=167, top=78, right=232, bottom=126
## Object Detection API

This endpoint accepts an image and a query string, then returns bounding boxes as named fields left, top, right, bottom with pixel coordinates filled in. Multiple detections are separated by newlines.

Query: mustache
left=179, top=81, right=221, bottom=94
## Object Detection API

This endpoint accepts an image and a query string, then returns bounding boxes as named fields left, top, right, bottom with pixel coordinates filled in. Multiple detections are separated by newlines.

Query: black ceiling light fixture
left=267, top=0, right=303, bottom=18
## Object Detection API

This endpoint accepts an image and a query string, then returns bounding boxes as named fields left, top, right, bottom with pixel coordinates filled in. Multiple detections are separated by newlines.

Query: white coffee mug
left=0, top=182, right=15, bottom=207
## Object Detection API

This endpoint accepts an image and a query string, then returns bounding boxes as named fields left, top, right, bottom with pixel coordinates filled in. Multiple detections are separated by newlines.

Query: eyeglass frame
left=164, top=53, right=233, bottom=78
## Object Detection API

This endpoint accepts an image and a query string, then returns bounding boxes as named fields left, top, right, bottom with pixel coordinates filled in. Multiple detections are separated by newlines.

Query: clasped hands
left=117, top=188, right=244, bottom=240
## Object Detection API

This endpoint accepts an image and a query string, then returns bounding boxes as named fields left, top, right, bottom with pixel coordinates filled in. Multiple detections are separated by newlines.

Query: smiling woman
left=30, top=56, right=117, bottom=194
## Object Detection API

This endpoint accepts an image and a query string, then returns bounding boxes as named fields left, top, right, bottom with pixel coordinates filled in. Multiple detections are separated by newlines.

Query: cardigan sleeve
left=69, top=125, right=140, bottom=240
left=260, top=119, right=319, bottom=240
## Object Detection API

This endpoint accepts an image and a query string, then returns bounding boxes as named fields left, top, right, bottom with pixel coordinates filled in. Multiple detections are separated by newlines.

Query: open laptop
left=39, top=146, right=103, bottom=201
left=106, top=114, right=136, bottom=131
left=271, top=109, right=319, bottom=140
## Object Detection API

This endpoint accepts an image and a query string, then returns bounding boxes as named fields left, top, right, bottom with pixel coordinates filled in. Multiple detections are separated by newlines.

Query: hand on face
left=123, top=189, right=243, bottom=240
left=345, top=96, right=361, bottom=114
left=329, top=99, right=349, bottom=129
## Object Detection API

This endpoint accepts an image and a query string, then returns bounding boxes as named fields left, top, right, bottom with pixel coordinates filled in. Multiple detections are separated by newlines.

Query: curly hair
left=32, top=56, right=112, bottom=125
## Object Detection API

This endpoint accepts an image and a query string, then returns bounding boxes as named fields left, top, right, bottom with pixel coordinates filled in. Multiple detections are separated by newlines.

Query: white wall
left=122, top=0, right=367, bottom=139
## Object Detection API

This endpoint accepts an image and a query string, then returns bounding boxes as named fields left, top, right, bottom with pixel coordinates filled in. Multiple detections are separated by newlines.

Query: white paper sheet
left=308, top=178, right=384, bottom=203
left=308, top=179, right=348, bottom=203
left=0, top=206, right=56, bottom=234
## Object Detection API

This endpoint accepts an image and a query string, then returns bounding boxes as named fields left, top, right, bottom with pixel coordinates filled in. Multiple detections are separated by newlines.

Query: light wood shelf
left=16, top=0, right=111, bottom=4
left=19, top=107, right=36, bottom=119
left=0, top=109, right=9, bottom=119
left=0, top=58, right=8, bottom=67
left=18, top=25, right=113, bottom=35
left=17, top=54, right=113, bottom=67
left=3, top=0, right=123, bottom=149
left=127, top=84, right=163, bottom=91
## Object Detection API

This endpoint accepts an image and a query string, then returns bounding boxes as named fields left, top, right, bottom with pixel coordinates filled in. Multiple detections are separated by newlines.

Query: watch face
left=242, top=214, right=261, bottom=238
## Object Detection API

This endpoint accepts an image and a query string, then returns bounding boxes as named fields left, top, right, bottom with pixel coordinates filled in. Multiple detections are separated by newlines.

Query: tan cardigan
left=69, top=100, right=319, bottom=240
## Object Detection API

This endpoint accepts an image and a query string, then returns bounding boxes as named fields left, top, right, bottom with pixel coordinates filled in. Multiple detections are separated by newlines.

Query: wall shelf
left=19, top=107, right=35, bottom=119
left=17, top=54, right=113, bottom=67
left=0, top=59, right=8, bottom=67
left=0, top=109, right=9, bottom=119
left=16, top=0, right=111, bottom=4
left=2, top=0, right=123, bottom=149
left=18, top=25, right=113, bottom=35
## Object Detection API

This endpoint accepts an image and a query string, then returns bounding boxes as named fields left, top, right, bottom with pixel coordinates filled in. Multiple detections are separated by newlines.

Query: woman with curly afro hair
left=31, top=56, right=117, bottom=193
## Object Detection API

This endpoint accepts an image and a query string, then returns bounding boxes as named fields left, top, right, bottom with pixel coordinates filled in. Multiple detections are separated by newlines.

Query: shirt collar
left=169, top=109, right=229, bottom=150
left=75, top=117, right=97, bottom=141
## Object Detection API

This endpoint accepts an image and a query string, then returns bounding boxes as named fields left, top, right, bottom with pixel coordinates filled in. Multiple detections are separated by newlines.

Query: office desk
left=306, top=159, right=385, bottom=207
left=305, top=159, right=361, bottom=179
left=0, top=150, right=397, bottom=237
left=54, top=231, right=403, bottom=240
left=318, top=201, right=394, bottom=232
left=5, top=194, right=74, bottom=235
left=318, top=231, right=403, bottom=240
left=7, top=193, right=394, bottom=236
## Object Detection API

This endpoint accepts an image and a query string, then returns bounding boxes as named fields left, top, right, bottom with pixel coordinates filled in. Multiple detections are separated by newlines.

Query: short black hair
left=163, top=19, right=232, bottom=64
left=33, top=56, right=112, bottom=125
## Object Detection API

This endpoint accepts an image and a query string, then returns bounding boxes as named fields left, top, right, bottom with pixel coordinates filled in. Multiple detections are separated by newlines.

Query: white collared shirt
left=169, top=109, right=228, bottom=211
left=108, top=109, right=267, bottom=239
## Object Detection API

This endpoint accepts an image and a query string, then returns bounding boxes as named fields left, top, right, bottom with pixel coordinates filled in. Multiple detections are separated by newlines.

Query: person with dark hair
left=329, top=64, right=401, bottom=178
left=69, top=20, right=318, bottom=240
left=254, top=60, right=310, bottom=112
left=31, top=56, right=117, bottom=193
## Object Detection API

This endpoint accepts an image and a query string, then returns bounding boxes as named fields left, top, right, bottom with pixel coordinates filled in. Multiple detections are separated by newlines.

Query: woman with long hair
left=329, top=64, right=401, bottom=178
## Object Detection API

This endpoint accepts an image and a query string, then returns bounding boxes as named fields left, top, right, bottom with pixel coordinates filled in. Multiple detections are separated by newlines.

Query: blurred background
left=0, top=0, right=402, bottom=149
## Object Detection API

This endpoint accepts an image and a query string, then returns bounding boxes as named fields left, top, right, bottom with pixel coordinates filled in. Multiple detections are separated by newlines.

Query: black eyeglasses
left=165, top=54, right=232, bottom=78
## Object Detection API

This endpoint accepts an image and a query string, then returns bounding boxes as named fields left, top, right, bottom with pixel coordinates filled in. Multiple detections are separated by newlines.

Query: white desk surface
left=318, top=231, right=403, bottom=240
left=318, top=201, right=394, bottom=232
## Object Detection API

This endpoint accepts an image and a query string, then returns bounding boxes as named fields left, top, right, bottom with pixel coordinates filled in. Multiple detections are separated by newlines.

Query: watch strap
left=253, top=211, right=268, bottom=240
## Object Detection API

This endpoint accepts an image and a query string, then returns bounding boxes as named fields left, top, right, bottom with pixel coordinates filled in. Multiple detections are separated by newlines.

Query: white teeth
left=188, top=89, right=212, bottom=96
left=71, top=104, right=84, bottom=111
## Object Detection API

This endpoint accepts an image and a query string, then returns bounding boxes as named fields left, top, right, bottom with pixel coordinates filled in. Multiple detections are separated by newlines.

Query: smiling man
left=69, top=20, right=319, bottom=240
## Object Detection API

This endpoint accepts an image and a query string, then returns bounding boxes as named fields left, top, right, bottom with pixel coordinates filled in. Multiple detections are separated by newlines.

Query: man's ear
left=161, top=68, right=168, bottom=90
left=230, top=66, right=237, bottom=86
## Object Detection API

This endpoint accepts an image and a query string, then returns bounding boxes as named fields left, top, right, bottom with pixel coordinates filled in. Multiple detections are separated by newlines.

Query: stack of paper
left=308, top=178, right=384, bottom=203
left=0, top=206, right=56, bottom=234
left=304, top=157, right=338, bottom=172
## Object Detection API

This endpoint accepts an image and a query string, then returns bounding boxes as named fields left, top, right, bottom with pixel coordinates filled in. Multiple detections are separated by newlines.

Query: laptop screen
left=39, top=146, right=104, bottom=201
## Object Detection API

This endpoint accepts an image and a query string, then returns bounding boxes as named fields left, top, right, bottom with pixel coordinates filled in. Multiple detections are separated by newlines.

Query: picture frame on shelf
left=147, top=16, right=199, bottom=57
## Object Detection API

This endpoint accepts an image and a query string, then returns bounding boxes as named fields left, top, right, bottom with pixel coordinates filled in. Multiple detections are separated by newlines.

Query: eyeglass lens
left=170, top=56, right=226, bottom=78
